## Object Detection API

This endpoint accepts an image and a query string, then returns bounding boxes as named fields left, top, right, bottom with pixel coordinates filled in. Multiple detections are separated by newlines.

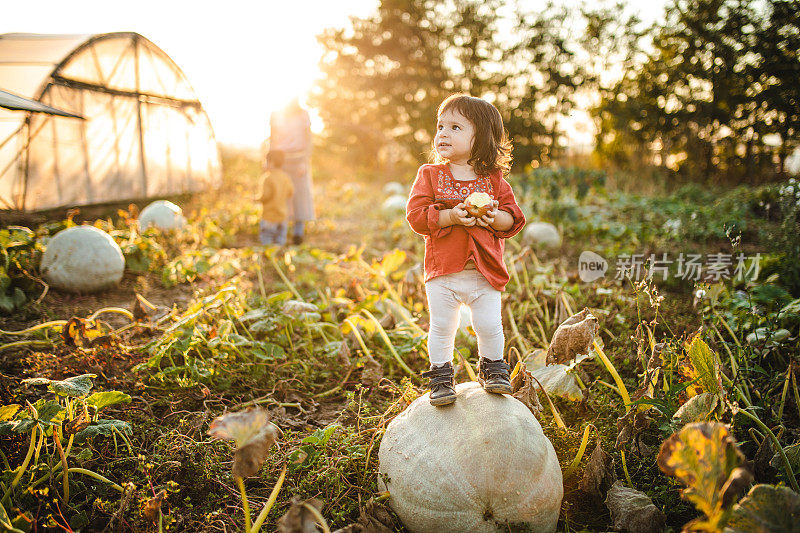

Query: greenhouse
left=0, top=32, right=221, bottom=212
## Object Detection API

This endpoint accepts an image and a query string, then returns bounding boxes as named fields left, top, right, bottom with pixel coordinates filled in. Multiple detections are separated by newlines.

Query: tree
left=595, top=0, right=800, bottom=183
left=751, top=0, right=800, bottom=173
left=310, top=0, right=587, bottom=176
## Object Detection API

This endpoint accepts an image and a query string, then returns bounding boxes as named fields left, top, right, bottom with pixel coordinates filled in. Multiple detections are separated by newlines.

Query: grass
left=0, top=149, right=797, bottom=531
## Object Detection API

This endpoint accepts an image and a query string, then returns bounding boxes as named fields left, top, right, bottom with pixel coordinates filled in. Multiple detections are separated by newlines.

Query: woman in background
left=269, top=97, right=315, bottom=245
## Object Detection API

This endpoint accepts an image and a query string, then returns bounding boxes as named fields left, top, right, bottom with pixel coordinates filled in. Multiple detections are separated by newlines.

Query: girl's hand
left=451, top=203, right=476, bottom=226
left=475, top=200, right=499, bottom=228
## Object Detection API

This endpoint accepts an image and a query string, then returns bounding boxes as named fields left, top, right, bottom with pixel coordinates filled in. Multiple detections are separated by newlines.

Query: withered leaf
left=338, top=340, right=352, bottom=368
left=358, top=498, right=394, bottom=533
left=232, top=427, right=278, bottom=478
left=530, top=364, right=585, bottom=401
left=277, top=498, right=325, bottom=533
left=720, top=467, right=754, bottom=509
left=752, top=436, right=776, bottom=482
left=604, top=481, right=666, bottom=533
left=657, top=422, right=745, bottom=521
left=615, top=408, right=651, bottom=451
left=378, top=312, right=395, bottom=331
left=63, top=410, right=90, bottom=436
left=143, top=490, right=167, bottom=522
left=62, top=317, right=87, bottom=347
left=361, top=355, right=383, bottom=389
left=88, top=335, right=116, bottom=349
left=132, top=293, right=157, bottom=322
left=580, top=442, right=617, bottom=497
left=331, top=526, right=363, bottom=533
left=546, top=307, right=599, bottom=365
left=511, top=365, right=543, bottom=415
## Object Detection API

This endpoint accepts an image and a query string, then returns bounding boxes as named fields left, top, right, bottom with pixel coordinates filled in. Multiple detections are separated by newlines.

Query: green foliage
left=84, top=391, right=132, bottom=410
left=725, top=484, right=800, bottom=532
left=119, top=232, right=166, bottom=273
left=0, top=399, right=63, bottom=436
left=287, top=424, right=341, bottom=472
left=0, top=226, right=42, bottom=314
left=22, top=374, right=96, bottom=398
left=73, top=419, right=132, bottom=442
left=764, top=178, right=800, bottom=296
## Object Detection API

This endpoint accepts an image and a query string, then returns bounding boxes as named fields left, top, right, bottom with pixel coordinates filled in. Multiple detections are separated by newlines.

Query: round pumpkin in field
left=378, top=382, right=563, bottom=533
left=521, top=222, right=562, bottom=248
left=464, top=191, right=492, bottom=218
left=138, top=200, right=186, bottom=231
left=381, top=194, right=408, bottom=216
left=41, top=225, right=125, bottom=293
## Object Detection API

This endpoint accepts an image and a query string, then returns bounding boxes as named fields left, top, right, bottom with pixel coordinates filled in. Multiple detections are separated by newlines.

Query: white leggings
left=425, top=269, right=504, bottom=366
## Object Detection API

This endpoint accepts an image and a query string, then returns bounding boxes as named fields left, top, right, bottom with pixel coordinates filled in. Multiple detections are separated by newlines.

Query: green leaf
left=686, top=336, right=721, bottom=395
left=23, top=374, right=96, bottom=397
left=0, top=293, right=14, bottom=314
left=74, top=419, right=132, bottom=441
left=0, top=399, right=67, bottom=435
left=673, top=392, right=720, bottom=427
left=248, top=318, right=279, bottom=334
left=769, top=442, right=800, bottom=473
left=724, top=484, right=800, bottom=532
left=11, top=287, right=25, bottom=308
left=33, top=400, right=66, bottom=424
left=0, top=419, right=35, bottom=436
left=240, top=308, right=271, bottom=322
left=75, top=447, right=93, bottom=462
left=0, top=500, right=26, bottom=533
left=85, top=391, right=131, bottom=411
left=252, top=343, right=286, bottom=361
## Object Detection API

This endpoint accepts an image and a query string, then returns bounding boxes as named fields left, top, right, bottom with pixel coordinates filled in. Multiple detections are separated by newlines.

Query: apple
left=464, top=191, right=492, bottom=218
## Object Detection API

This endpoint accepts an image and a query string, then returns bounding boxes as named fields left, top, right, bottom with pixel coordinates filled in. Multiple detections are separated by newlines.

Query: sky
left=1, top=0, right=669, bottom=148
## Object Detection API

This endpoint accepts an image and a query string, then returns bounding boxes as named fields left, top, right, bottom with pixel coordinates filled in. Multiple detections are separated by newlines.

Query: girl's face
left=434, top=108, right=475, bottom=165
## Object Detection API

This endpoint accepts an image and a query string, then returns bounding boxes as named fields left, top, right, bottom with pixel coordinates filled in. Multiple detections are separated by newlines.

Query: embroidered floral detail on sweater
left=436, top=170, right=494, bottom=201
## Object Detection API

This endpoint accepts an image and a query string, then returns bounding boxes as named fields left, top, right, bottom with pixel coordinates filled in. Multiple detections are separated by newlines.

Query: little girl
left=406, top=94, right=526, bottom=406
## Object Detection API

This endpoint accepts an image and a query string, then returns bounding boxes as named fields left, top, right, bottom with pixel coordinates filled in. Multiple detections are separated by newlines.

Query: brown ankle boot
left=421, top=362, right=456, bottom=406
left=478, top=358, right=512, bottom=394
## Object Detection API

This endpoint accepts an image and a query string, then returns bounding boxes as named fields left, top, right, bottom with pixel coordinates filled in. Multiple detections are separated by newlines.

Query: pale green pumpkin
left=378, top=382, right=563, bottom=533
left=138, top=200, right=186, bottom=231
left=41, top=226, right=124, bottom=293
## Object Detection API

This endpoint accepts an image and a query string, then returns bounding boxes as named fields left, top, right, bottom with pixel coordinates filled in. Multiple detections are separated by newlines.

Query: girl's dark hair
left=433, top=94, right=512, bottom=176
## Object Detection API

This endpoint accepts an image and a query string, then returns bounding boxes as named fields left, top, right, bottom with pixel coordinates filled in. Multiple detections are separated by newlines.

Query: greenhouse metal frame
left=0, top=32, right=221, bottom=212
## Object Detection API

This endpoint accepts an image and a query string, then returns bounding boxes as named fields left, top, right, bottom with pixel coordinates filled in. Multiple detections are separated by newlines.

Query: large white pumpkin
left=379, top=382, right=563, bottom=533
left=521, top=222, right=562, bottom=248
left=381, top=194, right=408, bottom=215
left=138, top=200, right=186, bottom=231
left=383, top=181, right=406, bottom=196
left=41, top=226, right=125, bottom=292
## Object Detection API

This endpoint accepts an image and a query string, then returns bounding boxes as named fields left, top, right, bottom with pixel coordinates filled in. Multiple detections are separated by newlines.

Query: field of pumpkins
left=2, top=151, right=800, bottom=532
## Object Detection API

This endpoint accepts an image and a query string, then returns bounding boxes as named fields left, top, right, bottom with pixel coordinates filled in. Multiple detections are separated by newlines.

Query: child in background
left=406, top=94, right=526, bottom=406
left=258, top=150, right=294, bottom=246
